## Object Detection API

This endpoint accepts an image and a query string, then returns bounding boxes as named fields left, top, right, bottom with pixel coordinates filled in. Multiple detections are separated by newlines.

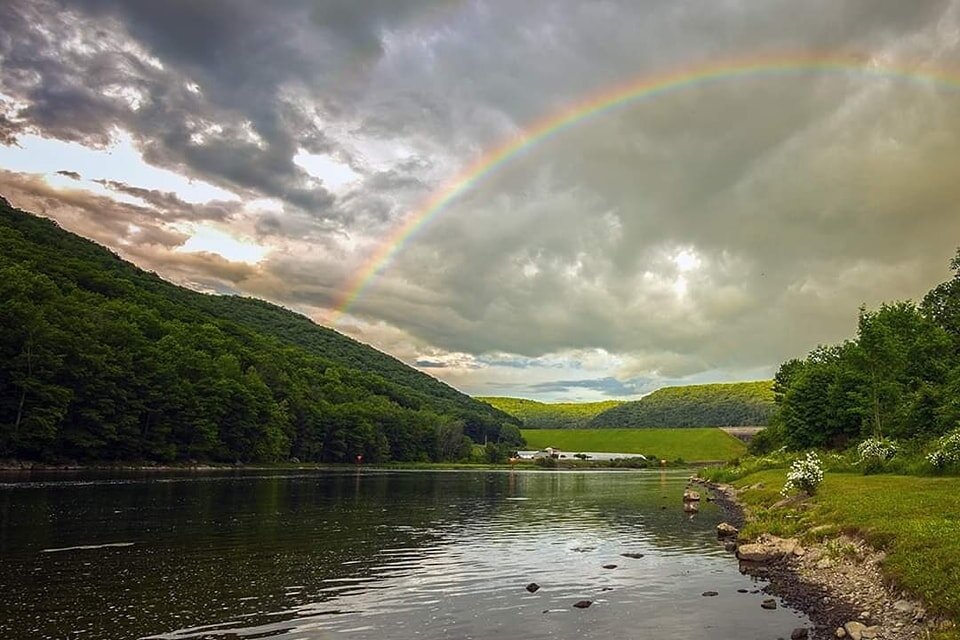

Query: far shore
left=0, top=458, right=722, bottom=473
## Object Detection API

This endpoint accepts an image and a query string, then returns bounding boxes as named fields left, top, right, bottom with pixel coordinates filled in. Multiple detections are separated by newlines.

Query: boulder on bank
left=736, top=535, right=804, bottom=563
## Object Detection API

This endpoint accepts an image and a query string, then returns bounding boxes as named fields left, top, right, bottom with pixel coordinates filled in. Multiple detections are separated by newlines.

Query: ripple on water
left=0, top=470, right=809, bottom=640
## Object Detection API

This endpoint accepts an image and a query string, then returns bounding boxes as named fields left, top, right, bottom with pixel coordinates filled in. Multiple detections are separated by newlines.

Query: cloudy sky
left=3, top=0, right=960, bottom=401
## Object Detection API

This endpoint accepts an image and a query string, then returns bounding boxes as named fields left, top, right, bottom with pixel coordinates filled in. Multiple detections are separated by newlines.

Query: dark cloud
left=55, top=170, right=81, bottom=180
left=4, top=0, right=960, bottom=398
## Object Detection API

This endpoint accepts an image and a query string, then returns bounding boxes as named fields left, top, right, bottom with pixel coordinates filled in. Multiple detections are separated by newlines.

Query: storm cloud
left=3, top=0, right=960, bottom=399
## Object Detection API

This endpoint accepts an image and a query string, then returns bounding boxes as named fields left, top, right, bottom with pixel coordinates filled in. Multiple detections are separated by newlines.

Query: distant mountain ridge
left=477, top=397, right=623, bottom=429
left=480, top=381, right=775, bottom=429
left=589, top=381, right=775, bottom=428
left=0, top=202, right=518, bottom=463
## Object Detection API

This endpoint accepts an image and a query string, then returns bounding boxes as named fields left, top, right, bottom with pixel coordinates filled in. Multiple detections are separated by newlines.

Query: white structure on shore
left=515, top=448, right=646, bottom=461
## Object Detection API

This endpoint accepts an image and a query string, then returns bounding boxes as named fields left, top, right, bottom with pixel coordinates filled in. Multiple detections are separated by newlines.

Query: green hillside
left=0, top=201, right=519, bottom=464
left=477, top=397, right=623, bottom=429
left=589, top=381, right=774, bottom=428
left=521, top=428, right=746, bottom=461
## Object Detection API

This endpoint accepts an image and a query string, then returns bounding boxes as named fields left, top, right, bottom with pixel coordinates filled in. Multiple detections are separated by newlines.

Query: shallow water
left=0, top=469, right=808, bottom=639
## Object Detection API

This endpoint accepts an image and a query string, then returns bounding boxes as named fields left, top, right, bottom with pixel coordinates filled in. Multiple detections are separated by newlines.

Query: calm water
left=0, top=469, right=808, bottom=639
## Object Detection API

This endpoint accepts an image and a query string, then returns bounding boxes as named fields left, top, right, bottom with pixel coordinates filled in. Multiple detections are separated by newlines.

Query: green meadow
left=520, top=427, right=746, bottom=461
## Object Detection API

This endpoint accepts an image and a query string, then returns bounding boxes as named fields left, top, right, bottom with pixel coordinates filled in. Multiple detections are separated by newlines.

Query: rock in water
left=716, top=522, right=739, bottom=538
left=701, top=591, right=719, bottom=597
left=573, top=600, right=592, bottom=609
left=620, top=553, right=645, bottom=559
left=525, top=583, right=540, bottom=593
left=682, top=489, right=701, bottom=502
left=761, top=598, right=777, bottom=610
left=602, top=564, right=617, bottom=569
left=791, top=628, right=809, bottom=640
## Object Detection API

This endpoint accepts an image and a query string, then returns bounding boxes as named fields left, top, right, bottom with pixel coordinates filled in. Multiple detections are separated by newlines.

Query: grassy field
left=729, top=470, right=960, bottom=638
left=478, top=397, right=623, bottom=429
left=521, top=427, right=746, bottom=461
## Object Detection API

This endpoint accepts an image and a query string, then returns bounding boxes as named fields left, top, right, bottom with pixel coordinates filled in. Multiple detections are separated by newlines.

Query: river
left=0, top=469, right=809, bottom=639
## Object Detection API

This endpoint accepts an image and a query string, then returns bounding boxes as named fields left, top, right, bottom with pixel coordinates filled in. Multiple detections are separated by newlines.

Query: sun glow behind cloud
left=176, top=224, right=270, bottom=264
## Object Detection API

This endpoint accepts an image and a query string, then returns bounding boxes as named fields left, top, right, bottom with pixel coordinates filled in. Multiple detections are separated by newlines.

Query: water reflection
left=0, top=470, right=808, bottom=639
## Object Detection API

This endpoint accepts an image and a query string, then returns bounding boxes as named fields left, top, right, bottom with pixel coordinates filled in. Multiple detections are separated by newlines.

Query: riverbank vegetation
left=588, top=381, right=774, bottom=428
left=709, top=469, right=960, bottom=638
left=521, top=427, right=746, bottom=461
left=698, top=249, right=960, bottom=638
left=477, top=397, right=623, bottom=429
left=0, top=203, right=521, bottom=465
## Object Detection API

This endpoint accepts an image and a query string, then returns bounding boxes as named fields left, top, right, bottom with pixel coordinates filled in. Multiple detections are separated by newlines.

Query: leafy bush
left=927, top=429, right=960, bottom=471
left=748, top=424, right=785, bottom=455
left=781, top=452, right=824, bottom=496
left=856, top=437, right=898, bottom=474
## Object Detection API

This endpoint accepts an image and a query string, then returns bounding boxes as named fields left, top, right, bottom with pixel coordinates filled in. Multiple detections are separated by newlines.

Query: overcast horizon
left=3, top=0, right=960, bottom=401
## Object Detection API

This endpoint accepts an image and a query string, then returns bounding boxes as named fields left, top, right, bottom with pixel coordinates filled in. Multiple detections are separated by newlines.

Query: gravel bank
left=696, top=478, right=940, bottom=640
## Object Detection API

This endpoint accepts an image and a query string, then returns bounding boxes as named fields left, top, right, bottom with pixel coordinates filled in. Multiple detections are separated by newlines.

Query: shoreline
left=697, top=477, right=938, bottom=639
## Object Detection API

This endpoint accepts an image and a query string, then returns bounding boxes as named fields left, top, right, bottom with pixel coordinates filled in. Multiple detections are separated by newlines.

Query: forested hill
left=0, top=201, right=520, bottom=464
left=588, top=381, right=775, bottom=428
left=477, top=397, right=623, bottom=429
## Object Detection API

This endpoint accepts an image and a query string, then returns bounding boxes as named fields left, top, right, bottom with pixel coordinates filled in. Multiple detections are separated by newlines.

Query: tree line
left=757, top=250, right=960, bottom=452
left=0, top=202, right=522, bottom=463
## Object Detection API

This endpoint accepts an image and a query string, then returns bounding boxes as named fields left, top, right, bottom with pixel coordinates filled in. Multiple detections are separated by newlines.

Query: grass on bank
left=521, top=427, right=746, bottom=461
left=717, top=469, right=960, bottom=638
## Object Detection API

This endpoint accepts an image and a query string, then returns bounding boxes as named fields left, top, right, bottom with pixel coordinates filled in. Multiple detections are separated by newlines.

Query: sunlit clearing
left=177, top=225, right=269, bottom=263
left=293, top=150, right=359, bottom=190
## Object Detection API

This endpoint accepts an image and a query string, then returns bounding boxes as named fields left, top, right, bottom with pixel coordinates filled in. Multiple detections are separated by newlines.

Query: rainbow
left=327, top=52, right=960, bottom=323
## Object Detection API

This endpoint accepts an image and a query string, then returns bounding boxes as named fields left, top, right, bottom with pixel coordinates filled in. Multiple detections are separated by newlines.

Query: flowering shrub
left=781, top=452, right=824, bottom=496
left=927, top=429, right=960, bottom=470
left=856, top=438, right=898, bottom=473
left=857, top=438, right=898, bottom=462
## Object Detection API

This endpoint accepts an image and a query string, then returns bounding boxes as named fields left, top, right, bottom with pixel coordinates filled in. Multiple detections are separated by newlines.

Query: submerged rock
left=602, top=564, right=617, bottom=569
left=620, top=552, right=645, bottom=559
left=525, top=583, right=540, bottom=593
left=702, top=591, right=719, bottom=597
left=573, top=600, right=592, bottom=609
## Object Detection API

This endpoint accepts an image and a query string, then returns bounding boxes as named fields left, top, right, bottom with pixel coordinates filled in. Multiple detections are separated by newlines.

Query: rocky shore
left=694, top=478, right=944, bottom=640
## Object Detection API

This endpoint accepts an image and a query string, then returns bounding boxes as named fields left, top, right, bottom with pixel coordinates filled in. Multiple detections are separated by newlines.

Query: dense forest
left=0, top=201, right=522, bottom=464
left=477, top=397, right=623, bottom=429
left=588, top=381, right=775, bottom=428
left=759, top=250, right=960, bottom=452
